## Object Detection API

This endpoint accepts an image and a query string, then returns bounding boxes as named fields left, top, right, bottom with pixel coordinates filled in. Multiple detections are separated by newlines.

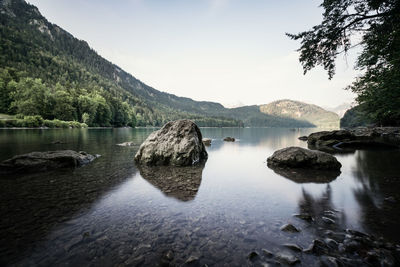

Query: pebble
left=280, top=224, right=300, bottom=233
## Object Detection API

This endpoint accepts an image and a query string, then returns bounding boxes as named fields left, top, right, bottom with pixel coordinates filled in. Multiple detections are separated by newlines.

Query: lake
left=1, top=128, right=400, bottom=266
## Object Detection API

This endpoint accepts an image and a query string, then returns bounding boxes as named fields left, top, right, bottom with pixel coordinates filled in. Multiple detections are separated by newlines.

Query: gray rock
left=267, top=147, right=342, bottom=170
left=275, top=253, right=300, bottom=265
left=261, top=249, right=274, bottom=258
left=248, top=251, right=259, bottom=261
left=0, top=150, right=98, bottom=174
left=280, top=223, right=300, bottom=233
left=117, top=141, right=134, bottom=147
left=320, top=256, right=340, bottom=267
left=304, top=239, right=328, bottom=255
left=283, top=243, right=303, bottom=252
left=307, top=127, right=400, bottom=151
left=223, top=137, right=235, bottom=142
left=185, top=255, right=199, bottom=264
left=298, top=136, right=308, bottom=141
left=134, top=120, right=208, bottom=166
left=202, top=138, right=212, bottom=146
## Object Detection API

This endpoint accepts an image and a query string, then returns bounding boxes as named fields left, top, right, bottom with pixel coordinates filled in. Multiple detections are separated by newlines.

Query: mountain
left=340, top=105, right=375, bottom=128
left=259, top=100, right=340, bottom=128
left=324, top=103, right=352, bottom=118
left=0, top=0, right=337, bottom=128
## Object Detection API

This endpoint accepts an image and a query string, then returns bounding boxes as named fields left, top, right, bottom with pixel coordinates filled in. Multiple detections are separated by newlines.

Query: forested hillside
left=0, top=0, right=241, bottom=127
left=0, top=0, right=337, bottom=128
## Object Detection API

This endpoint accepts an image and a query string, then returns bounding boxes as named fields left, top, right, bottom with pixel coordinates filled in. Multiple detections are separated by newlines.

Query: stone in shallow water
left=116, top=141, right=134, bottom=147
left=223, top=137, right=235, bottom=142
left=267, top=146, right=342, bottom=170
left=298, top=136, right=308, bottom=141
left=247, top=251, right=259, bottom=261
left=134, top=120, right=207, bottom=166
left=0, top=150, right=98, bottom=174
left=275, top=253, right=300, bottom=265
left=280, top=224, right=300, bottom=233
left=261, top=249, right=274, bottom=258
left=202, top=138, right=212, bottom=146
left=283, top=243, right=303, bottom=252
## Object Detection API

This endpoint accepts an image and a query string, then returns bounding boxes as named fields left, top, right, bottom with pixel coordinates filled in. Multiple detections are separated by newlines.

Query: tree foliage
left=288, top=0, right=400, bottom=125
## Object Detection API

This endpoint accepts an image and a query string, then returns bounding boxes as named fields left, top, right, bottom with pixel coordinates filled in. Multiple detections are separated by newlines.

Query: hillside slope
left=0, top=0, right=336, bottom=128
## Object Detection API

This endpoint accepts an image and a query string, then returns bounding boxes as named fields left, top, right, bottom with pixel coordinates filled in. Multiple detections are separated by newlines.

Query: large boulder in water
left=134, top=120, right=208, bottom=166
left=267, top=147, right=341, bottom=170
left=0, top=150, right=98, bottom=174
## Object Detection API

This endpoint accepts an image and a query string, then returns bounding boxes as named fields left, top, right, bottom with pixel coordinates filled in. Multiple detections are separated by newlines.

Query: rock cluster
left=307, top=127, right=400, bottom=152
left=134, top=120, right=208, bottom=166
left=267, top=146, right=342, bottom=171
left=0, top=150, right=98, bottom=174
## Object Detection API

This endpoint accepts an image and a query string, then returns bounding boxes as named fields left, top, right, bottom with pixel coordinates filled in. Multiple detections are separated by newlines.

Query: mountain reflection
left=270, top=167, right=340, bottom=183
left=138, top=164, right=205, bottom=201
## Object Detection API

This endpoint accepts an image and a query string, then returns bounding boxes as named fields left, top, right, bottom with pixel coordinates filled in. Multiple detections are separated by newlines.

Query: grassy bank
left=0, top=114, right=87, bottom=129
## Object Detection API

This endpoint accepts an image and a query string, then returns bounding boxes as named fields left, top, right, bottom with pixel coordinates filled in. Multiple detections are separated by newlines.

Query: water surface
left=0, top=128, right=399, bottom=266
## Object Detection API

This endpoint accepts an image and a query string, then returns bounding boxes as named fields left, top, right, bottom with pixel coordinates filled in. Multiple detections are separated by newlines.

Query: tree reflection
left=351, top=150, right=400, bottom=242
left=297, top=185, right=347, bottom=236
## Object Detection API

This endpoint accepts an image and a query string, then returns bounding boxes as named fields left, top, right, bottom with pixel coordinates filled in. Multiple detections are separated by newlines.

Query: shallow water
left=0, top=128, right=399, bottom=266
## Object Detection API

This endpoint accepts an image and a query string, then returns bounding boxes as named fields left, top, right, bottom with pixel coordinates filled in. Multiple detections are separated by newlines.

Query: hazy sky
left=28, top=0, right=358, bottom=108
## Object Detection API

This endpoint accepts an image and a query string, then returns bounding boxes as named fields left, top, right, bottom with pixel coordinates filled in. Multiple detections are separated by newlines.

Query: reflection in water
left=351, top=149, right=400, bottom=242
left=270, top=167, right=340, bottom=184
left=1, top=128, right=400, bottom=266
left=138, top=164, right=205, bottom=201
left=297, top=185, right=346, bottom=234
left=0, top=128, right=153, bottom=265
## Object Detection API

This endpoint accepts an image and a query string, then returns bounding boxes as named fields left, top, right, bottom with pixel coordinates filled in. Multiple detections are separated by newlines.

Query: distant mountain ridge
left=259, top=100, right=340, bottom=128
left=0, top=0, right=338, bottom=128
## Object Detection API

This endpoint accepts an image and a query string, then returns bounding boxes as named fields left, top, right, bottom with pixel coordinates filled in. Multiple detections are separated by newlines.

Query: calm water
left=0, top=128, right=400, bottom=266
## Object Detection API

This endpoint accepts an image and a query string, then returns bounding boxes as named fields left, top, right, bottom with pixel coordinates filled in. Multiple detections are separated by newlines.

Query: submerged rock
left=223, top=137, right=235, bottom=142
left=134, top=120, right=208, bottom=166
left=247, top=251, right=259, bottom=261
left=267, top=147, right=342, bottom=170
left=275, top=253, right=300, bottom=265
left=117, top=141, right=135, bottom=147
left=298, top=136, right=308, bottom=141
left=202, top=138, right=212, bottom=146
left=283, top=243, right=303, bottom=252
left=280, top=223, right=300, bottom=233
left=0, top=150, right=98, bottom=174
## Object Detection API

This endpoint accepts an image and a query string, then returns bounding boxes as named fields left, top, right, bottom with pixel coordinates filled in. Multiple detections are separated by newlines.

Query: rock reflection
left=270, top=167, right=340, bottom=184
left=138, top=164, right=205, bottom=201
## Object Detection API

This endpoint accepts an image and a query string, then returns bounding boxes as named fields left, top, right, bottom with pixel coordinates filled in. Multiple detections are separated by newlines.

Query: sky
left=28, top=0, right=359, bottom=108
